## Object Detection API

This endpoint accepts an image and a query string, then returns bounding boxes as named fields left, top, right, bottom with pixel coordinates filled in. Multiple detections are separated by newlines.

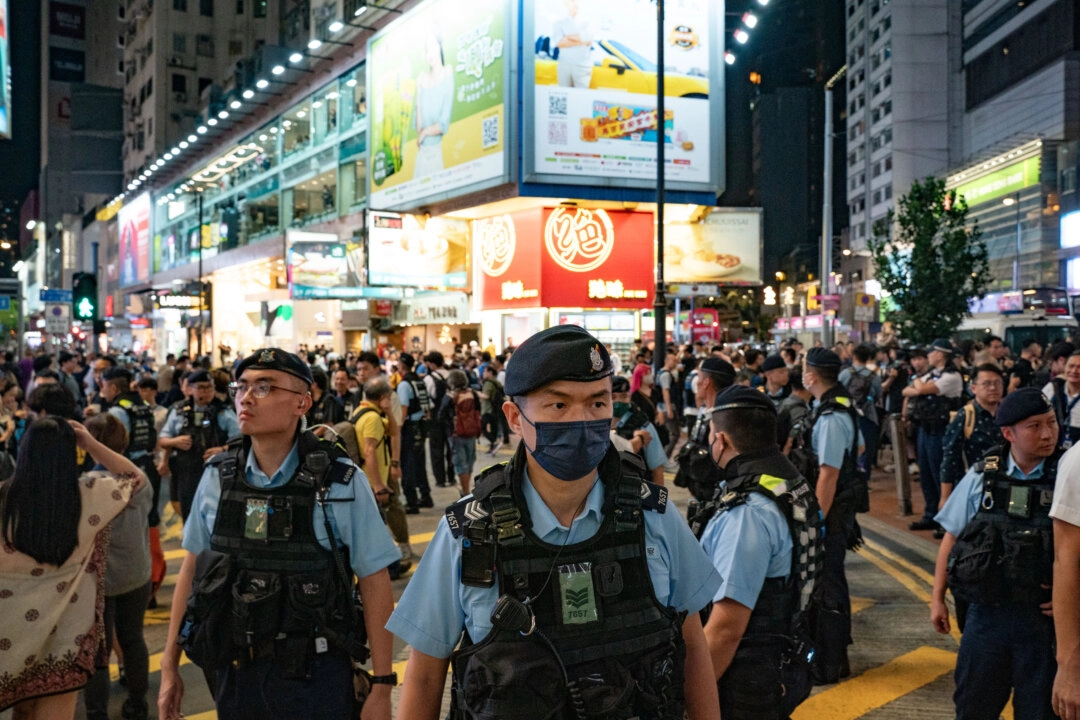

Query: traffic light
left=72, top=272, right=98, bottom=321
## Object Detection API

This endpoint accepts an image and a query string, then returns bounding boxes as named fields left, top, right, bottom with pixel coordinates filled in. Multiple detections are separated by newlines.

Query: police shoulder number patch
left=639, top=481, right=669, bottom=513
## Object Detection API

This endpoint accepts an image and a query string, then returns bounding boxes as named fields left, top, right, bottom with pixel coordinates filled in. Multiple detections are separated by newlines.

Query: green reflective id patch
left=558, top=562, right=599, bottom=626
left=245, top=497, right=269, bottom=540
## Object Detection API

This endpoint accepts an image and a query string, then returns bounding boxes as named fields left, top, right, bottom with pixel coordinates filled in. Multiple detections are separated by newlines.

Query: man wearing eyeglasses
left=158, top=348, right=399, bottom=720
left=940, top=364, right=1005, bottom=510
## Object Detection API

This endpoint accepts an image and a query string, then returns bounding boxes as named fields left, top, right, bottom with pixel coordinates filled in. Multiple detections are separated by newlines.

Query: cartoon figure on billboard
left=414, top=33, right=454, bottom=176
left=553, top=0, right=593, bottom=88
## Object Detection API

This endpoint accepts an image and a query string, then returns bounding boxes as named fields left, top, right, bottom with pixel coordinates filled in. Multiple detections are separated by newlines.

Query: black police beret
left=929, top=338, right=954, bottom=355
left=187, top=369, right=212, bottom=384
left=235, top=348, right=314, bottom=386
left=761, top=354, right=786, bottom=372
left=699, top=357, right=736, bottom=382
left=711, top=385, right=778, bottom=415
left=102, top=367, right=133, bottom=385
left=503, top=325, right=612, bottom=396
left=995, top=386, right=1054, bottom=427
left=611, top=375, right=630, bottom=393
left=806, top=347, right=842, bottom=369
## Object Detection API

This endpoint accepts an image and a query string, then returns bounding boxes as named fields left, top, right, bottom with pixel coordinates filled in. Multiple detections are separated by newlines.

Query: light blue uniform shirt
left=700, top=490, right=792, bottom=609
left=183, top=440, right=400, bottom=579
left=397, top=380, right=425, bottom=422
left=159, top=403, right=240, bottom=440
left=934, top=453, right=1047, bottom=536
left=615, top=412, right=666, bottom=471
left=810, top=399, right=862, bottom=470
left=387, top=468, right=722, bottom=659
left=107, top=402, right=154, bottom=460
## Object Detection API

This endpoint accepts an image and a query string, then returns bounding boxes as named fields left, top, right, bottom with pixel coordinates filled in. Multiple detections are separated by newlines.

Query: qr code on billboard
left=548, top=94, right=568, bottom=116
left=548, top=121, right=568, bottom=145
left=482, top=115, right=500, bottom=150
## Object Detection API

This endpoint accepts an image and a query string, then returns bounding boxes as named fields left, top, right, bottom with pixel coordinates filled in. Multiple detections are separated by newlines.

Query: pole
left=197, top=191, right=204, bottom=359
left=653, top=0, right=666, bottom=376
left=91, top=240, right=100, bottom=354
left=821, top=66, right=846, bottom=349
left=1012, top=191, right=1021, bottom=290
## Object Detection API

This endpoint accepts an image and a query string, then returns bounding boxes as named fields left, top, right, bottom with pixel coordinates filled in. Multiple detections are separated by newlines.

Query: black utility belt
left=235, top=633, right=343, bottom=668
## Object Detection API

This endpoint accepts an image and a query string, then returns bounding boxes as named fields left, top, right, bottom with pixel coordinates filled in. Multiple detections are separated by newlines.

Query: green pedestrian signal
left=72, top=272, right=98, bottom=321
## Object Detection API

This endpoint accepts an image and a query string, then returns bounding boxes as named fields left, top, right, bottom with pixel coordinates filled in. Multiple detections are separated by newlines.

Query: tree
left=867, top=177, right=991, bottom=345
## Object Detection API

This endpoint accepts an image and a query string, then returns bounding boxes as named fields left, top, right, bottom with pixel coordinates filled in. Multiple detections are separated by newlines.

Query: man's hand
left=374, top=485, right=391, bottom=505
left=202, top=446, right=224, bottom=461
left=389, top=465, right=401, bottom=482
left=1054, top=658, right=1080, bottom=720
left=930, top=598, right=951, bottom=635
left=157, top=657, right=185, bottom=719
left=361, top=684, right=392, bottom=720
left=634, top=429, right=652, bottom=447
left=171, top=435, right=193, bottom=451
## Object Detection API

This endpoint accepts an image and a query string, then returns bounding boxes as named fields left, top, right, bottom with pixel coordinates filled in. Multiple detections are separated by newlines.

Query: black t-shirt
left=1011, top=357, right=1035, bottom=388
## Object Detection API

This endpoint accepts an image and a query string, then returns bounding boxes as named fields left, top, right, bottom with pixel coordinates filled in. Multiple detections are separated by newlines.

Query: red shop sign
left=474, top=210, right=543, bottom=311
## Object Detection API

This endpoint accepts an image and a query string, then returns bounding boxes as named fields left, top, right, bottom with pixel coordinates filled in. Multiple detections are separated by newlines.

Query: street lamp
left=1003, top=192, right=1022, bottom=289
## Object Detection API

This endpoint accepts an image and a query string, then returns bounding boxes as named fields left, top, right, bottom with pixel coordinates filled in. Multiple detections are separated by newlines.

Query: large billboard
left=0, top=0, right=9, bottom=139
left=367, top=0, right=508, bottom=210
left=367, top=211, right=469, bottom=289
left=118, top=193, right=151, bottom=287
left=286, top=230, right=368, bottom=300
left=523, top=0, right=723, bottom=192
left=665, top=209, right=763, bottom=286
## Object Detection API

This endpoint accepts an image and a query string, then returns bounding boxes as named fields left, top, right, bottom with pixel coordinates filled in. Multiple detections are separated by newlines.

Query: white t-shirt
left=1052, top=443, right=1080, bottom=525
left=929, top=369, right=963, bottom=399
left=1043, top=381, right=1080, bottom=428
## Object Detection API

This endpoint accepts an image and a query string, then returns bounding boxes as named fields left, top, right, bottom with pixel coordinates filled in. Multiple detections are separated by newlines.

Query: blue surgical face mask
left=518, top=407, right=612, bottom=482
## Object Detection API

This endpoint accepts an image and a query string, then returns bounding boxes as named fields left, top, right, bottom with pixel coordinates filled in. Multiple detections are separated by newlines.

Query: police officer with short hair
left=760, top=354, right=791, bottom=406
left=159, top=368, right=240, bottom=521
left=158, top=349, right=400, bottom=720
left=930, top=387, right=1060, bottom=720
left=388, top=325, right=723, bottom=720
left=676, top=358, right=736, bottom=500
left=694, top=386, right=823, bottom=719
left=102, top=367, right=163, bottom=529
left=792, top=348, right=863, bottom=685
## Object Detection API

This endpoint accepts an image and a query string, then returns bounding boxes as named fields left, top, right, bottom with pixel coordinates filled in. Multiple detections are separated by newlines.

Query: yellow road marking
left=161, top=572, right=179, bottom=588
left=165, top=547, right=187, bottom=561
left=792, top=646, right=956, bottom=719
left=409, top=530, right=434, bottom=545
left=851, top=595, right=876, bottom=615
left=862, top=537, right=936, bottom=587
left=109, top=649, right=190, bottom=681
left=857, top=543, right=961, bottom=644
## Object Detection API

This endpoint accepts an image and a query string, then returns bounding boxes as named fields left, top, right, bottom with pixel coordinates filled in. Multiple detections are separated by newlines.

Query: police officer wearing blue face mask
left=388, top=325, right=723, bottom=720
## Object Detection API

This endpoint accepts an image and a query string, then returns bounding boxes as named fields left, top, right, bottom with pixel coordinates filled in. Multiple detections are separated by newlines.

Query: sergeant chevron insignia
left=463, top=500, right=489, bottom=522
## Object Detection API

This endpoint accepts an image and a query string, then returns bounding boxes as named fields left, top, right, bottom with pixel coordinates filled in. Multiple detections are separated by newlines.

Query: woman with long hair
left=0, top=417, right=146, bottom=719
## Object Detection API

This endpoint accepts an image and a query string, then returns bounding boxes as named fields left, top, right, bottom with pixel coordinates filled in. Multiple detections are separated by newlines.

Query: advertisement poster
left=367, top=211, right=469, bottom=289
left=287, top=230, right=368, bottom=300
left=368, top=0, right=507, bottom=209
left=0, top=0, right=9, bottom=139
left=474, top=207, right=654, bottom=310
left=665, top=209, right=763, bottom=286
left=525, top=0, right=718, bottom=189
left=118, top=193, right=151, bottom=287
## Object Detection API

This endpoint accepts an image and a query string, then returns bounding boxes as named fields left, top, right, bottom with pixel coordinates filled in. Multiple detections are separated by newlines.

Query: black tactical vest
left=675, top=413, right=723, bottom=502
left=948, top=445, right=1058, bottom=606
left=207, top=432, right=367, bottom=674
left=908, top=368, right=962, bottom=432
left=789, top=386, right=859, bottom=507
left=114, top=394, right=158, bottom=455
left=447, top=445, right=686, bottom=720
left=169, top=399, right=231, bottom=483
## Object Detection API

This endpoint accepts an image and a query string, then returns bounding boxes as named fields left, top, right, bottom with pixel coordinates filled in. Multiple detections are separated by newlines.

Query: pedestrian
left=0, top=418, right=147, bottom=717
left=1045, top=351, right=1080, bottom=450
left=840, top=344, right=883, bottom=472
left=760, top=353, right=791, bottom=406
left=158, top=369, right=240, bottom=521
left=57, top=350, right=84, bottom=407
left=387, top=325, right=722, bottom=720
left=656, top=350, right=681, bottom=457
left=694, top=386, right=823, bottom=719
left=157, top=348, right=399, bottom=720
left=1035, top=341, right=1074, bottom=390
left=395, top=353, right=433, bottom=514
left=930, top=388, right=1060, bottom=719
left=82, top=413, right=153, bottom=720
left=479, top=364, right=503, bottom=453
left=777, top=365, right=812, bottom=452
left=940, top=364, right=1005, bottom=508
left=903, top=339, right=964, bottom=532
left=792, top=347, right=863, bottom=685
left=1050, top=438, right=1080, bottom=719
left=439, top=369, right=482, bottom=495
left=307, top=366, right=345, bottom=429
left=423, top=351, right=455, bottom=488
left=331, top=368, right=361, bottom=417
left=1008, top=339, right=1042, bottom=392
left=611, top=375, right=668, bottom=483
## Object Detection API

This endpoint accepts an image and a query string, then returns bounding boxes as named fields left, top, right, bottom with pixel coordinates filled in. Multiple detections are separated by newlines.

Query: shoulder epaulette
left=206, top=436, right=243, bottom=465
left=445, top=495, right=490, bottom=538
left=638, top=481, right=669, bottom=513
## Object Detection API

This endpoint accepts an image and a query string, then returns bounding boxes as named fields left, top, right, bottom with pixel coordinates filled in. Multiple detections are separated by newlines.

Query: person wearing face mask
left=388, top=325, right=722, bottom=720
left=610, top=375, right=665, bottom=481
left=690, top=386, right=823, bottom=719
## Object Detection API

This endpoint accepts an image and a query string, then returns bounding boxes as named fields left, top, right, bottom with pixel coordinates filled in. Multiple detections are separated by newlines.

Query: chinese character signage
left=474, top=207, right=654, bottom=310
left=665, top=209, right=763, bottom=286
left=523, top=0, right=724, bottom=193
left=287, top=230, right=368, bottom=300
left=118, top=193, right=151, bottom=287
left=367, top=211, right=469, bottom=289
left=367, top=0, right=508, bottom=210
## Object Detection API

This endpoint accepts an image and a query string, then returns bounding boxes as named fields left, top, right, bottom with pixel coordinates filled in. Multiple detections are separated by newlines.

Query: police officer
left=794, top=347, right=863, bottom=685
left=930, top=387, right=1060, bottom=720
left=940, top=363, right=1005, bottom=508
left=158, top=349, right=399, bottom=720
left=102, top=367, right=163, bottom=530
left=396, top=353, right=433, bottom=514
left=760, top=354, right=791, bottom=406
left=159, top=368, right=240, bottom=521
left=694, top=386, right=823, bottom=719
left=611, top=375, right=667, bottom=483
left=903, top=338, right=964, bottom=531
left=387, top=325, right=722, bottom=720
left=676, top=358, right=736, bottom=500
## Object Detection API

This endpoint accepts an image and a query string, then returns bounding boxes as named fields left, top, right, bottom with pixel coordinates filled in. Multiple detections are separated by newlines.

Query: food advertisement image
left=287, top=230, right=367, bottom=300
left=665, top=209, right=763, bottom=286
left=367, top=211, right=469, bottom=289
left=527, top=0, right=714, bottom=186
left=368, top=0, right=506, bottom=209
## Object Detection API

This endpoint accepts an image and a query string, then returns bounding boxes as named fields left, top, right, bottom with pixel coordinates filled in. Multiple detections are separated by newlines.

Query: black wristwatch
left=369, top=672, right=398, bottom=686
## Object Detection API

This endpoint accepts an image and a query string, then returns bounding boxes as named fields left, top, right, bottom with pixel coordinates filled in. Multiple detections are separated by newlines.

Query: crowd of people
left=0, top=327, right=1079, bottom=720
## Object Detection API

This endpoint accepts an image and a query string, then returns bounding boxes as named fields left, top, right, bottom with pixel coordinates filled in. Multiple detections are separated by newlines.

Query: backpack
left=683, top=369, right=698, bottom=410
left=845, top=367, right=874, bottom=413
left=329, top=407, right=380, bottom=467
left=430, top=372, right=450, bottom=412
left=488, top=379, right=506, bottom=410
left=961, top=402, right=977, bottom=440
left=451, top=390, right=483, bottom=439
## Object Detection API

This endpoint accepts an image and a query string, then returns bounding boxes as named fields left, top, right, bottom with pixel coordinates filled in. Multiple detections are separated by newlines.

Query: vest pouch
left=282, top=572, right=332, bottom=635
left=568, top=656, right=636, bottom=719
left=720, top=639, right=786, bottom=720
left=452, top=632, right=567, bottom=720
left=178, top=549, right=236, bottom=670
left=780, top=626, right=815, bottom=716
left=231, top=570, right=282, bottom=650
left=947, top=520, right=1004, bottom=604
left=1000, top=526, right=1053, bottom=603
left=852, top=468, right=870, bottom=514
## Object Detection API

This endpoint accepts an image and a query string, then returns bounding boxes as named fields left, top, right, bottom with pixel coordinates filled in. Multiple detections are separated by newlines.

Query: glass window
left=283, top=100, right=311, bottom=156
left=197, top=34, right=214, bottom=57
left=290, top=169, right=337, bottom=226
left=252, top=124, right=280, bottom=171
left=173, top=0, right=187, bottom=10
left=171, top=73, right=187, bottom=93
left=243, top=193, right=279, bottom=241
left=199, top=0, right=213, bottom=16
left=340, top=159, right=367, bottom=209
left=173, top=33, right=186, bottom=53
left=340, top=67, right=366, bottom=130
left=254, top=0, right=267, bottom=18
left=311, top=81, right=339, bottom=145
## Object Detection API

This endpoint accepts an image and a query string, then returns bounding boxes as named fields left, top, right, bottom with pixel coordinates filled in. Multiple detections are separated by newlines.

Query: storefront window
left=283, top=100, right=311, bottom=156
left=339, top=159, right=367, bottom=209
left=311, top=81, right=339, bottom=145
left=243, top=192, right=280, bottom=241
left=340, top=66, right=366, bottom=130
left=290, top=169, right=337, bottom=226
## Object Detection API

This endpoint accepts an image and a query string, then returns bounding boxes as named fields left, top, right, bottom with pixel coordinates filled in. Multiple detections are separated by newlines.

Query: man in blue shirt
left=395, top=352, right=433, bottom=513
left=931, top=387, right=1059, bottom=720
left=388, top=325, right=721, bottom=720
left=157, top=349, right=399, bottom=720
left=611, top=375, right=667, bottom=483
